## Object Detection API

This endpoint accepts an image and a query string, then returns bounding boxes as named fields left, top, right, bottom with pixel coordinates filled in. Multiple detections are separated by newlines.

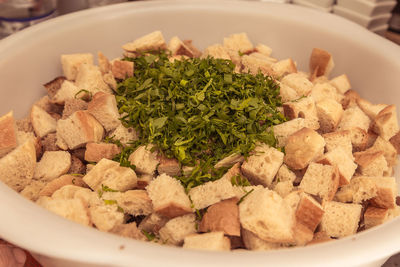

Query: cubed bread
left=255, top=43, right=272, bottom=57
left=273, top=118, right=305, bottom=147
left=223, top=32, right=254, bottom=54
left=309, top=48, right=334, bottom=78
left=111, top=60, right=134, bottom=80
left=372, top=105, right=399, bottom=140
left=157, top=156, right=181, bottom=177
left=311, top=82, right=342, bottom=104
left=122, top=31, right=166, bottom=52
left=364, top=206, right=389, bottom=229
left=329, top=74, right=351, bottom=94
left=299, top=163, right=339, bottom=201
left=283, top=97, right=319, bottom=130
left=52, top=80, right=81, bottom=105
left=281, top=73, right=313, bottom=97
left=43, top=76, right=66, bottom=98
left=316, top=98, right=343, bottom=133
left=334, top=176, right=377, bottom=204
left=320, top=201, right=362, bottom=238
left=39, top=174, right=87, bottom=197
left=146, top=173, right=192, bottom=218
left=89, top=203, right=124, bottom=232
left=75, top=64, right=112, bottom=95
left=84, top=142, right=121, bottom=162
left=0, top=137, right=36, bottom=192
left=34, top=151, right=71, bottom=181
left=341, top=89, right=360, bottom=110
left=61, top=53, right=94, bottom=80
left=295, top=193, right=324, bottom=232
left=367, top=136, right=398, bottom=167
left=354, top=150, right=389, bottom=177
left=370, top=177, right=397, bottom=209
left=356, top=98, right=387, bottom=120
left=241, top=54, right=273, bottom=76
left=189, top=177, right=236, bottom=210
left=83, top=158, right=137, bottom=192
left=349, top=127, right=369, bottom=152
left=337, top=106, right=371, bottom=132
left=241, top=228, right=284, bottom=251
left=279, top=82, right=300, bottom=102
left=138, top=213, right=169, bottom=234
left=0, top=111, right=17, bottom=158
left=273, top=181, right=294, bottom=198
left=110, top=222, right=147, bottom=241
left=56, top=110, right=104, bottom=150
left=87, top=92, right=120, bottom=132
left=128, top=145, right=159, bottom=175
left=323, top=130, right=353, bottom=159
left=30, top=105, right=57, bottom=138
left=168, top=36, right=195, bottom=57
left=199, top=197, right=240, bottom=236
left=284, top=127, right=325, bottom=170
left=61, top=98, right=88, bottom=119
left=136, top=174, right=154, bottom=190
left=97, top=51, right=111, bottom=74
left=108, top=123, right=139, bottom=145
left=102, top=190, right=152, bottom=216
left=271, top=58, right=297, bottom=77
left=183, top=232, right=231, bottom=251
left=51, top=185, right=99, bottom=207
left=20, top=180, right=46, bottom=201
left=389, top=130, right=400, bottom=154
left=317, top=147, right=357, bottom=186
left=202, top=44, right=231, bottom=60
left=159, top=214, right=197, bottom=246
left=241, top=144, right=284, bottom=187
left=239, top=187, right=294, bottom=243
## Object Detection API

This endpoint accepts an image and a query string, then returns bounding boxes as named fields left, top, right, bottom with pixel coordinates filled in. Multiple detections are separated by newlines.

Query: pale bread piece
left=168, top=36, right=195, bottom=57
left=43, top=76, right=66, bottom=99
left=159, top=214, right=197, bottom=246
left=317, top=147, right=357, bottom=186
left=372, top=105, right=399, bottom=140
left=87, top=92, right=120, bottom=132
left=138, top=213, right=169, bottom=234
left=108, top=123, right=139, bottom=145
left=354, top=150, right=389, bottom=177
left=75, top=64, right=112, bottom=95
left=278, top=81, right=300, bottom=102
left=122, top=31, right=166, bottom=52
left=349, top=127, right=369, bottom=152
left=283, top=97, right=320, bottom=130
left=214, top=153, right=244, bottom=169
left=111, top=60, right=134, bottom=80
left=52, top=80, right=81, bottom=105
left=299, top=162, right=339, bottom=201
left=202, top=44, right=231, bottom=60
left=20, top=180, right=46, bottom=201
left=34, top=151, right=72, bottom=182
left=329, top=74, right=351, bottom=94
left=39, top=174, right=87, bottom=197
left=316, top=98, right=343, bottom=133
left=183, top=232, right=231, bottom=251
left=241, top=144, right=284, bottom=187
left=37, top=196, right=90, bottom=226
left=241, top=228, right=284, bottom=251
left=356, top=98, right=387, bottom=120
left=101, top=190, right=152, bottom=216
left=223, top=32, right=254, bottom=54
left=0, top=137, right=36, bottom=192
left=275, top=164, right=297, bottom=183
left=110, top=222, right=147, bottom=241
left=271, top=58, right=297, bottom=77
left=62, top=98, right=88, bottom=120
left=334, top=176, right=377, bottom=204
left=189, top=177, right=236, bottom=210
left=241, top=54, right=274, bottom=76
left=146, top=173, right=192, bottom=218
left=320, top=201, right=362, bottom=238
left=0, top=111, right=17, bottom=158
left=311, top=82, right=343, bottom=104
left=83, top=158, right=137, bottom=192
left=157, top=155, right=181, bottom=177
left=61, top=53, right=93, bottom=80
left=367, top=136, right=398, bottom=167
left=281, top=73, right=313, bottom=97
left=84, top=142, right=121, bottom=162
left=364, top=206, right=389, bottom=229
left=56, top=110, right=104, bottom=150
left=128, top=145, right=159, bottom=175
left=89, top=203, right=124, bottom=232
left=239, top=187, right=295, bottom=243
left=103, top=71, right=118, bottom=91
left=30, top=105, right=57, bottom=138
left=284, top=127, right=325, bottom=170
left=97, top=51, right=111, bottom=74
left=255, top=43, right=272, bottom=57
left=51, top=184, right=100, bottom=207
left=295, top=193, right=324, bottom=232
left=309, top=48, right=334, bottom=79
left=369, top=177, right=397, bottom=209
left=323, top=130, right=353, bottom=160
left=273, top=118, right=305, bottom=147
left=273, top=181, right=294, bottom=198
left=341, top=89, right=360, bottom=110
left=199, top=197, right=240, bottom=237
left=337, top=106, right=371, bottom=132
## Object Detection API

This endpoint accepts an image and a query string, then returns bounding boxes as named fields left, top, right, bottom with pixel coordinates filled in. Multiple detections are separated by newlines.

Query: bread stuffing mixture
left=0, top=31, right=399, bottom=251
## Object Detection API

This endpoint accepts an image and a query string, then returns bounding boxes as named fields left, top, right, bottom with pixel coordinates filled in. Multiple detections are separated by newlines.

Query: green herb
left=74, top=89, right=93, bottom=101
left=115, top=51, right=286, bottom=189
left=68, top=173, right=83, bottom=177
left=142, top=230, right=156, bottom=241
left=105, top=136, right=137, bottom=171
left=231, top=174, right=251, bottom=187
left=98, top=184, right=119, bottom=198
left=237, top=189, right=255, bottom=205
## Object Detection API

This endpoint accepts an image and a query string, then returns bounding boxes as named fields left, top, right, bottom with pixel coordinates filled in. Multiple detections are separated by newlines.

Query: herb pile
left=114, top=51, right=286, bottom=190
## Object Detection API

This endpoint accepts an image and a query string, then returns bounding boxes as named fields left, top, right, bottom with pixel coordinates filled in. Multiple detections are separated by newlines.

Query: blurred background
left=0, top=0, right=399, bottom=44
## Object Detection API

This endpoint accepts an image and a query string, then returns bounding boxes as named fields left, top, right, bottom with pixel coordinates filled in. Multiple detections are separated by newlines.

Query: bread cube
left=128, top=145, right=159, bottom=175
left=372, top=105, right=399, bottom=140
left=84, top=142, right=121, bottom=162
left=157, top=155, right=181, bottom=177
left=316, top=98, right=343, bottom=133
left=39, top=174, right=87, bottom=197
left=337, top=106, right=371, bottom=132
left=335, top=176, right=377, bottom=204
left=223, top=32, right=254, bottom=54
left=61, top=53, right=93, bottom=80
left=273, top=118, right=305, bottom=147
left=323, top=130, right=353, bottom=159
left=370, top=177, right=397, bottom=209
left=183, top=232, right=231, bottom=251
left=89, top=204, right=124, bottom=232
left=329, top=74, right=351, bottom=94
left=102, top=190, right=152, bottom=216
left=283, top=97, right=319, bottom=130
left=87, top=92, right=120, bottom=132
left=34, top=151, right=71, bottom=181
left=52, top=80, right=81, bottom=105
left=281, top=73, right=313, bottom=97
left=354, top=150, right=389, bottom=177
left=75, top=64, right=112, bottom=95
left=30, top=105, right=57, bottom=138
left=309, top=48, right=334, bottom=78
left=0, top=111, right=17, bottom=158
left=159, top=214, right=197, bottom=246
left=241, top=228, right=284, bottom=251
left=295, top=193, right=324, bottom=232
left=271, top=58, right=297, bottom=77
left=122, top=31, right=166, bottom=52
left=364, top=206, right=389, bottom=229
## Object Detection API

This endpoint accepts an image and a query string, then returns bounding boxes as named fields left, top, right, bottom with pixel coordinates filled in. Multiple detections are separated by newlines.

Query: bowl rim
left=0, top=1, right=399, bottom=267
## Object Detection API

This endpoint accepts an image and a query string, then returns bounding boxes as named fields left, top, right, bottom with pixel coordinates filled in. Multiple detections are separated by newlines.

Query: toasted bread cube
left=199, top=197, right=240, bottom=236
left=30, top=105, right=57, bottom=138
left=111, top=60, right=134, bottom=80
left=341, top=89, right=360, bottom=109
left=273, top=118, right=305, bottom=147
left=159, top=214, right=197, bottom=246
left=44, top=76, right=66, bottom=99
left=370, top=177, right=397, bottom=209
left=122, top=31, right=166, bottom=52
left=20, top=180, right=46, bottom=201
left=75, top=64, right=112, bottom=95
left=354, top=150, right=389, bottom=177
left=323, top=130, right=353, bottom=159
left=34, top=151, right=71, bottom=181
left=223, top=32, right=254, bottom=54
left=138, top=213, right=169, bottom=234
left=189, top=176, right=236, bottom=210
left=317, top=147, right=357, bottom=186
left=299, top=163, right=339, bottom=201
left=335, top=176, right=377, bottom=204
left=311, top=82, right=343, bottom=104
left=89, top=203, right=124, bottom=232
left=284, top=127, right=325, bottom=170
left=84, top=142, right=121, bottom=162
left=202, top=44, right=231, bottom=60
left=241, top=228, right=284, bottom=251
left=97, top=51, right=111, bottom=74
left=316, top=98, right=343, bottom=133
left=241, top=54, right=273, bottom=76
left=102, top=190, right=152, bottom=216
left=87, top=92, right=120, bottom=132
left=239, top=188, right=294, bottom=243
left=295, top=193, right=324, bottom=232
left=52, top=80, right=81, bottom=105
left=309, top=48, right=334, bottom=78
left=83, top=158, right=137, bottom=192
left=183, top=232, right=231, bottom=251
left=62, top=98, right=88, bottom=119
left=136, top=174, right=153, bottom=190
left=39, top=174, right=87, bottom=197
left=349, top=127, right=369, bottom=152
left=168, top=36, right=195, bottom=57
left=241, top=144, right=284, bottom=187
left=108, top=123, right=139, bottom=146
left=281, top=73, right=313, bottom=97
left=279, top=82, right=300, bottom=102
left=283, top=97, right=319, bottom=130
left=56, top=110, right=104, bottom=150
left=61, top=53, right=93, bottom=81
left=128, top=145, right=159, bottom=175
left=389, top=130, right=400, bottom=154
left=337, top=106, right=371, bottom=132
left=356, top=98, right=387, bottom=120
left=372, top=105, right=399, bottom=140
left=271, top=58, right=297, bottom=77
left=0, top=137, right=36, bottom=192
left=275, top=164, right=297, bottom=183
left=255, top=43, right=272, bottom=57
left=329, top=74, right=351, bottom=94
left=157, top=155, right=181, bottom=177
left=273, top=181, right=294, bottom=198
left=366, top=137, right=398, bottom=167
left=146, top=173, right=192, bottom=218
left=0, top=111, right=17, bottom=158
left=364, top=206, right=389, bottom=229
left=110, top=222, right=147, bottom=241
left=320, top=201, right=362, bottom=238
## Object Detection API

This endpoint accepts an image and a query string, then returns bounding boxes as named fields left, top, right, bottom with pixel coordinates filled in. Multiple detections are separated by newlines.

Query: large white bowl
left=0, top=1, right=399, bottom=267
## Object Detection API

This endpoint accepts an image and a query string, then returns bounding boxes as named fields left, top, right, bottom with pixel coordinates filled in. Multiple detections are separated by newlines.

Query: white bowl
left=0, top=1, right=399, bottom=267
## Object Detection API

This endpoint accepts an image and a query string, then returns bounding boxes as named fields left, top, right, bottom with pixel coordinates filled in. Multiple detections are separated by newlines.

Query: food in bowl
left=0, top=30, right=399, bottom=251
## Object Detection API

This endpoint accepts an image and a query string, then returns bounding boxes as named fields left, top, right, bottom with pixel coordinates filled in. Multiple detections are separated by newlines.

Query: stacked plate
left=292, top=0, right=335, bottom=12
left=333, top=0, right=397, bottom=35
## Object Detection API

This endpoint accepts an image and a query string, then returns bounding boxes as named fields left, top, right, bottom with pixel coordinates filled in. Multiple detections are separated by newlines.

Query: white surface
left=0, top=1, right=400, bottom=267
left=292, top=0, right=332, bottom=12
left=333, top=5, right=392, bottom=29
left=336, top=0, right=397, bottom=17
